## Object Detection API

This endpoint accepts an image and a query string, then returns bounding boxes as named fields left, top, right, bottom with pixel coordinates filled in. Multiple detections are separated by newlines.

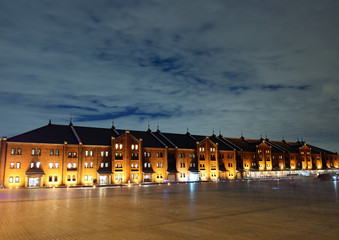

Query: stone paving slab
left=0, top=178, right=338, bottom=239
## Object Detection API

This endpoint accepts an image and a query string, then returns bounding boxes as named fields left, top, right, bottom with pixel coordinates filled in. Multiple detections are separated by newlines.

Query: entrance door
left=99, top=176, right=108, bottom=185
left=28, top=177, right=40, bottom=187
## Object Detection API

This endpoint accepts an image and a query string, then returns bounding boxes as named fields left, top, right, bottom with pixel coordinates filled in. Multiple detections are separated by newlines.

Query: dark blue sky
left=1, top=0, right=339, bottom=152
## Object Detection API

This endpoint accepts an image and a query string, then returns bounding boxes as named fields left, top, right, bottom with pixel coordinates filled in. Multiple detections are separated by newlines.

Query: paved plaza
left=0, top=178, right=339, bottom=240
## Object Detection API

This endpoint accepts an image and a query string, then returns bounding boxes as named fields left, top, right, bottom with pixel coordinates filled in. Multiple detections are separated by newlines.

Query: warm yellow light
left=93, top=185, right=96, bottom=189
left=128, top=184, right=131, bottom=187
left=168, top=183, right=170, bottom=185
left=139, top=184, right=142, bottom=186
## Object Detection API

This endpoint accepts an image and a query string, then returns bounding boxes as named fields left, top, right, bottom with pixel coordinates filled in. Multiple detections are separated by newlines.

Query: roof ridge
left=220, top=137, right=242, bottom=150
left=149, top=131, right=167, bottom=147
left=158, top=132, right=176, bottom=148
left=70, top=125, right=81, bottom=143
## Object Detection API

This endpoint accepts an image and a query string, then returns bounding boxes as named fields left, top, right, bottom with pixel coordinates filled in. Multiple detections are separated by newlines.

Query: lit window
left=148, top=152, right=151, bottom=157
left=135, top=164, right=138, bottom=168
left=73, top=163, right=76, bottom=168
left=84, top=175, right=88, bottom=181
left=101, top=151, right=104, bottom=157
left=85, top=163, right=88, bottom=168
left=105, top=151, right=109, bottom=157
left=73, top=152, right=77, bottom=157
left=160, top=163, right=163, bottom=168
left=100, top=163, right=104, bottom=168
left=131, top=164, right=134, bottom=168
left=136, top=174, right=138, bottom=179
left=89, top=175, right=93, bottom=181
left=16, top=162, right=21, bottom=169
left=67, top=163, right=71, bottom=169
left=115, top=175, right=118, bottom=180
left=55, top=150, right=59, bottom=156
left=144, top=163, right=147, bottom=168
left=49, top=162, right=53, bottom=168
left=90, top=151, right=93, bottom=157
left=15, top=176, right=19, bottom=183
left=135, top=145, right=138, bottom=150
left=148, top=163, right=151, bottom=168
left=36, top=162, right=40, bottom=168
left=55, top=162, right=59, bottom=168
left=50, top=149, right=54, bottom=156
left=144, top=152, right=147, bottom=157
left=115, top=144, right=119, bottom=149
left=132, top=174, right=134, bottom=179
left=157, top=163, right=159, bottom=167
left=11, top=148, right=15, bottom=155
left=17, top=148, right=22, bottom=155
left=120, top=144, right=123, bottom=149
left=31, top=149, right=35, bottom=155
left=90, top=162, right=93, bottom=168
left=9, top=177, right=13, bottom=183
left=132, top=145, right=134, bottom=150
left=37, top=149, right=41, bottom=156
left=105, top=162, right=108, bottom=168
left=31, top=162, right=34, bottom=168
left=119, top=164, right=122, bottom=168
left=85, top=150, right=89, bottom=156
left=68, top=152, right=72, bottom=157
left=10, top=162, right=15, bottom=168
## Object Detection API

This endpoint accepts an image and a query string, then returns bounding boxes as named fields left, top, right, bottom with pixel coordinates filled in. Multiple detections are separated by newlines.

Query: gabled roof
left=158, top=132, right=198, bottom=149
left=224, top=137, right=257, bottom=152
left=8, top=124, right=79, bottom=144
left=129, top=130, right=165, bottom=148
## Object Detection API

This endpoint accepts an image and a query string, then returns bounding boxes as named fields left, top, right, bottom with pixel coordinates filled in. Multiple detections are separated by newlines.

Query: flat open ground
left=0, top=177, right=338, bottom=240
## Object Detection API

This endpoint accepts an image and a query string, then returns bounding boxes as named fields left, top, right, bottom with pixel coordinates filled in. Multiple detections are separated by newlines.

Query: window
left=84, top=175, right=88, bottom=181
left=144, top=163, right=147, bottom=168
left=89, top=175, right=93, bottom=181
left=15, top=176, right=19, bottom=183
left=54, top=176, right=58, bottom=182
left=11, top=148, right=15, bottom=155
left=67, top=175, right=71, bottom=181
left=160, top=163, right=163, bottom=168
left=36, top=162, right=40, bottom=168
left=119, top=164, right=122, bottom=168
left=228, top=154, right=233, bottom=159
left=105, top=162, right=108, bottom=168
left=115, top=175, right=118, bottom=180
left=119, top=144, right=123, bottom=149
left=100, top=163, right=104, bottom=168
left=131, top=164, right=134, bottom=168
left=9, top=177, right=13, bottom=183
left=131, top=174, right=134, bottom=179
left=67, top=163, right=72, bottom=169
left=105, top=151, right=109, bottom=157
left=132, top=145, right=134, bottom=150
left=10, top=162, right=15, bottom=169
left=73, top=163, right=76, bottom=168
left=17, top=148, right=22, bottom=155
left=68, top=152, right=72, bottom=157
left=101, top=151, right=104, bottom=157
left=49, top=162, right=53, bottom=168
left=228, top=163, right=233, bottom=167
left=85, top=162, right=88, bottom=168
left=16, top=162, right=21, bottom=169
left=148, top=152, right=151, bottom=157
left=135, top=164, right=138, bottom=168
left=73, top=152, right=77, bottom=157
left=156, top=163, right=159, bottom=168
left=31, top=149, right=35, bottom=155
left=72, top=175, right=76, bottom=181
left=31, top=162, right=34, bottom=168
left=90, top=162, right=93, bottom=168
left=90, top=151, right=93, bottom=157
left=85, top=150, right=89, bottom=156
left=156, top=152, right=159, bottom=157
left=55, top=150, right=59, bottom=156
left=37, top=149, right=41, bottom=156
left=55, top=162, right=59, bottom=168
left=136, top=174, right=138, bottom=179
left=135, top=145, right=138, bottom=150
left=144, top=152, right=147, bottom=157
left=50, top=149, right=54, bottom=156
left=49, top=176, right=53, bottom=182
left=115, top=144, right=119, bottom=149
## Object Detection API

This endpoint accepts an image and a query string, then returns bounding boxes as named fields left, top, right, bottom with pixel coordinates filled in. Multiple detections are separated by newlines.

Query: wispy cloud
left=0, top=0, right=339, bottom=151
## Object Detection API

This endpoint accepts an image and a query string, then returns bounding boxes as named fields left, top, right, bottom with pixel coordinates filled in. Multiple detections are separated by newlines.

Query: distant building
left=0, top=121, right=338, bottom=188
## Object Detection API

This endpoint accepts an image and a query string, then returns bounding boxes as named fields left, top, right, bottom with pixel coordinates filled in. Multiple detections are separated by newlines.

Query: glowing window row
left=9, top=176, right=20, bottom=183
left=10, top=148, right=22, bottom=155
left=10, top=162, right=21, bottom=169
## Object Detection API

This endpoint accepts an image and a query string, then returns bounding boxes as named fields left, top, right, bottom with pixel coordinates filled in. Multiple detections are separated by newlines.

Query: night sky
left=1, top=1, right=339, bottom=152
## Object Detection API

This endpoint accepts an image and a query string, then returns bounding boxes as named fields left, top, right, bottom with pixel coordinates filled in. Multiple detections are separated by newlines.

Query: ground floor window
left=15, top=176, right=19, bottom=183
left=9, top=177, right=13, bottom=183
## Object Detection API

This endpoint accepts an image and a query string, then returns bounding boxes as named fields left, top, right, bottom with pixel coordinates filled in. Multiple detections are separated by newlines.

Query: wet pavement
left=0, top=177, right=338, bottom=239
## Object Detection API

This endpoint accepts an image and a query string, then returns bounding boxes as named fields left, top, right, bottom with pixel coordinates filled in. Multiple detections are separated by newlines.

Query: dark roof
left=129, top=130, right=165, bottom=148
left=157, top=132, right=197, bottom=149
left=224, top=137, right=257, bottom=152
left=142, top=168, right=155, bottom=173
left=8, top=124, right=78, bottom=144
left=209, top=135, right=234, bottom=151
left=219, top=163, right=228, bottom=172
left=74, top=126, right=118, bottom=146
left=97, top=169, right=113, bottom=174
